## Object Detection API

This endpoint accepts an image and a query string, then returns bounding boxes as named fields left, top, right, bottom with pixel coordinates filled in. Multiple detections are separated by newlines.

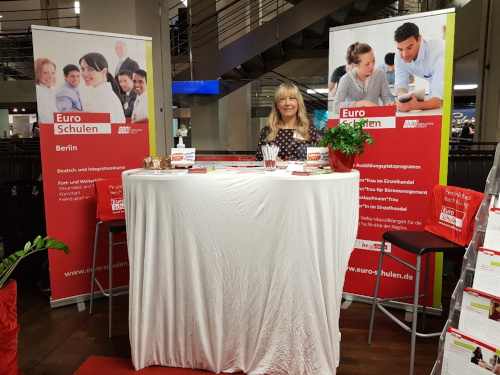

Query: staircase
left=169, top=0, right=423, bottom=112
left=170, top=0, right=411, bottom=82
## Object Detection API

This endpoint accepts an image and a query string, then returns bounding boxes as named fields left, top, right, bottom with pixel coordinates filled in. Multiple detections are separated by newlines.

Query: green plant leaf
left=318, top=118, right=374, bottom=157
left=0, top=250, right=25, bottom=274
left=1, top=236, right=70, bottom=290
left=53, top=242, right=65, bottom=250
left=45, top=238, right=57, bottom=248
left=34, top=236, right=43, bottom=249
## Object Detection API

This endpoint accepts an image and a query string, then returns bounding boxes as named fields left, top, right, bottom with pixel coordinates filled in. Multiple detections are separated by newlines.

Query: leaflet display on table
left=171, top=147, right=195, bottom=167
left=472, top=248, right=500, bottom=296
left=442, top=327, right=500, bottom=375
left=459, top=288, right=500, bottom=346
left=306, top=147, right=329, bottom=166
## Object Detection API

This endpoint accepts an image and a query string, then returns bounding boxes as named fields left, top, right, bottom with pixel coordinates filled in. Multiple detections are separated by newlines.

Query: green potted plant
left=0, top=236, right=69, bottom=375
left=317, top=118, right=374, bottom=172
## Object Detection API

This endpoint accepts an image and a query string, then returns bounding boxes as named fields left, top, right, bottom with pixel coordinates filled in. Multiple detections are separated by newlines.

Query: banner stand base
left=342, top=292, right=443, bottom=317
left=49, top=285, right=129, bottom=309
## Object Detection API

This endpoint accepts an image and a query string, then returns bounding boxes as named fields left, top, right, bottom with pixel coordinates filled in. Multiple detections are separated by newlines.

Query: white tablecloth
left=123, top=168, right=360, bottom=374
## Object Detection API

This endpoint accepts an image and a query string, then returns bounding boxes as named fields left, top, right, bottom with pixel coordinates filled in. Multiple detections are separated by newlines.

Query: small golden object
left=142, top=156, right=171, bottom=170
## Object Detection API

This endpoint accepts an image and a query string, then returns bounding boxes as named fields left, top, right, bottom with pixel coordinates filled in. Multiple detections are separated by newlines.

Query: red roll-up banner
left=32, top=26, right=154, bottom=306
left=328, top=10, right=455, bottom=307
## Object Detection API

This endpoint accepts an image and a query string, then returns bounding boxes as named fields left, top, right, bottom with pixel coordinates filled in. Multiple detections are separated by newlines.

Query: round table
left=123, top=168, right=360, bottom=374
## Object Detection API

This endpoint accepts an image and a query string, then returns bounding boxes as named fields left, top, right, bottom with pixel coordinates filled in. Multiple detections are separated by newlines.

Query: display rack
left=432, top=142, right=500, bottom=374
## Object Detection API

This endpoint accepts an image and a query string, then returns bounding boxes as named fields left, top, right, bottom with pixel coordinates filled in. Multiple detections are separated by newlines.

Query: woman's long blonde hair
left=265, top=83, right=310, bottom=142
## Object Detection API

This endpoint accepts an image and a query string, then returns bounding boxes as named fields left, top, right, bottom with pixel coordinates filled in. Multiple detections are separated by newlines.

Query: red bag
left=425, top=185, right=484, bottom=246
left=0, top=280, right=20, bottom=375
left=95, top=178, right=125, bottom=221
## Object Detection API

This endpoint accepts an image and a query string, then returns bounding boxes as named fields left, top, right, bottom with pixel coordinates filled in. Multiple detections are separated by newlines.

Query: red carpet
left=74, top=356, right=246, bottom=374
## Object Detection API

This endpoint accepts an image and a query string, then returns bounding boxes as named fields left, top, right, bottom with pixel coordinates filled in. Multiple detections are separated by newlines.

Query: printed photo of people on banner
left=327, top=11, right=455, bottom=306
left=328, top=13, right=448, bottom=122
left=33, top=31, right=149, bottom=124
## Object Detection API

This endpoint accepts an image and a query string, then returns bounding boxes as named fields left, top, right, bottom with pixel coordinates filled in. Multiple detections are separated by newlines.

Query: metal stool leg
left=422, top=253, right=431, bottom=331
left=89, top=221, right=102, bottom=315
left=409, top=255, right=422, bottom=375
left=109, top=230, right=114, bottom=338
left=368, top=239, right=386, bottom=344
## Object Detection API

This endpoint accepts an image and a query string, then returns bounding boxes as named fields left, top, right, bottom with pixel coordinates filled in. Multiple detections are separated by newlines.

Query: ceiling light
left=13, top=108, right=18, bottom=112
left=307, top=88, right=329, bottom=94
left=454, top=84, right=477, bottom=90
left=74, top=1, right=80, bottom=14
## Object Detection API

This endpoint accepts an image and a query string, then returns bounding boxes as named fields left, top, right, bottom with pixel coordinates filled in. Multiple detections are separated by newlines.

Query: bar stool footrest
left=377, top=304, right=441, bottom=338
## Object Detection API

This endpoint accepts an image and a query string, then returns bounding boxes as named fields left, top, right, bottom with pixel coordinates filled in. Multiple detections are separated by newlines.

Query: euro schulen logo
left=118, top=126, right=131, bottom=134
left=53, top=113, right=111, bottom=135
left=403, top=119, right=434, bottom=129
left=439, top=205, right=466, bottom=228
left=403, top=120, right=419, bottom=128
left=111, top=198, right=124, bottom=212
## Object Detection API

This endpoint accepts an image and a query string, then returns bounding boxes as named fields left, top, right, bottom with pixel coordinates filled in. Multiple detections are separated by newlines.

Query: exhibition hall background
left=1, top=0, right=499, bottom=157
left=81, top=0, right=500, bottom=156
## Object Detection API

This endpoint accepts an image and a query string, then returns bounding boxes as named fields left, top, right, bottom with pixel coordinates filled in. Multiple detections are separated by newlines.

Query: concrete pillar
left=476, top=0, right=500, bottom=142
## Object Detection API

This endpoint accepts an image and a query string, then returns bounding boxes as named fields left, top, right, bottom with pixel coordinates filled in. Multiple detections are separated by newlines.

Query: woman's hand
left=354, top=100, right=377, bottom=107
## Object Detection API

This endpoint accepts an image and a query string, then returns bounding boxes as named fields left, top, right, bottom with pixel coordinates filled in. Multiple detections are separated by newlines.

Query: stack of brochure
left=442, top=196, right=500, bottom=374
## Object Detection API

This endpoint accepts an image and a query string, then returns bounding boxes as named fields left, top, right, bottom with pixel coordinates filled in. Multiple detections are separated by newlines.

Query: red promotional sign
left=40, top=113, right=149, bottom=303
left=339, top=114, right=443, bottom=302
left=32, top=26, right=154, bottom=306
left=328, top=11, right=455, bottom=307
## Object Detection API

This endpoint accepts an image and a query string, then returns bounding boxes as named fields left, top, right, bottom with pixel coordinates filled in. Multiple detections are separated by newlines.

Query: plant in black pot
left=318, top=118, right=374, bottom=172
left=0, top=236, right=69, bottom=375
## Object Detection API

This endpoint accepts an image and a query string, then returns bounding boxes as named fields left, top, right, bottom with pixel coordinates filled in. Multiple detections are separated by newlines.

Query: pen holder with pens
left=262, top=145, right=279, bottom=171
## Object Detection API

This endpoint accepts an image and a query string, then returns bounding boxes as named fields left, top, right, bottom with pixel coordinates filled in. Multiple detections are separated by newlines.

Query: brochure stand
left=432, top=142, right=500, bottom=374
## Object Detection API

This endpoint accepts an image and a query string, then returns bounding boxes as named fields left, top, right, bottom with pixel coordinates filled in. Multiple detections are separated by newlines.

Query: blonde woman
left=256, top=83, right=320, bottom=161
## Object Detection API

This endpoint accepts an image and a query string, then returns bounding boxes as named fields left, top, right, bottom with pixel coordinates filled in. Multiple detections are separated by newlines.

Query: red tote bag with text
left=94, top=178, right=125, bottom=221
left=425, top=185, right=483, bottom=246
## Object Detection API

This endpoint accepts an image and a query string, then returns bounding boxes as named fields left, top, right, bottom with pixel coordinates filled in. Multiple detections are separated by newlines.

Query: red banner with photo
left=328, top=11, right=455, bottom=307
left=32, top=26, right=153, bottom=305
